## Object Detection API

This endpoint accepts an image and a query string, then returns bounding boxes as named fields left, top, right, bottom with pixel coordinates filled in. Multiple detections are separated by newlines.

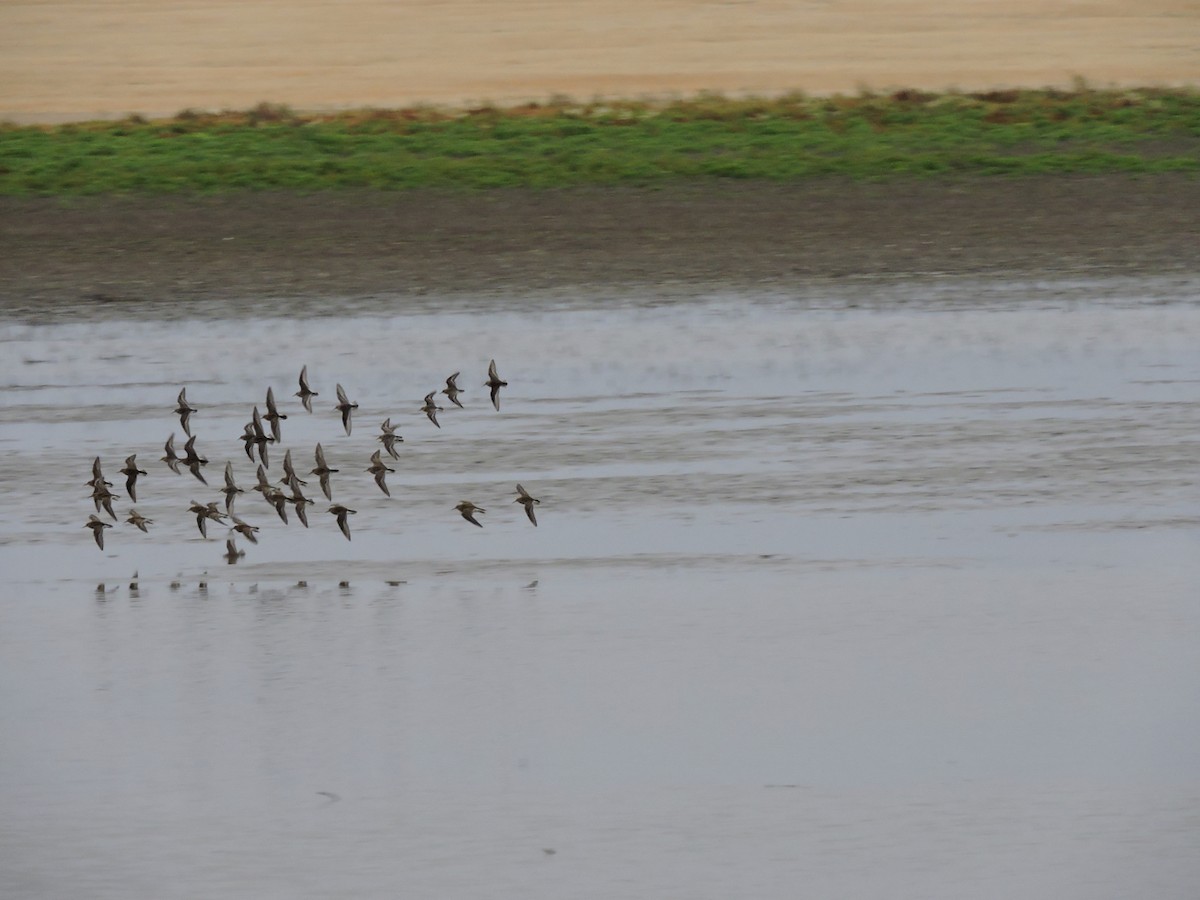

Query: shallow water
left=2, top=277, right=1199, bottom=898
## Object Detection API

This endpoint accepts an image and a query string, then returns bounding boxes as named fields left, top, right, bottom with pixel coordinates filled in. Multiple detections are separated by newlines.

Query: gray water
left=2, top=277, right=1199, bottom=899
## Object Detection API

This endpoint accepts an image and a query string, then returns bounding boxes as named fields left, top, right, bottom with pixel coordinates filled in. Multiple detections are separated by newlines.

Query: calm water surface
left=2, top=277, right=1198, bottom=898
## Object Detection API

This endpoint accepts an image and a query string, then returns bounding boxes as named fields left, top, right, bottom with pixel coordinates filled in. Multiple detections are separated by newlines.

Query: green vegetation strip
left=2, top=88, right=1199, bottom=194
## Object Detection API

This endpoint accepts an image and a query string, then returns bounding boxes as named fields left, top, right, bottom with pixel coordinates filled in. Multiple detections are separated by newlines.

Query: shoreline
left=3, top=175, right=1198, bottom=312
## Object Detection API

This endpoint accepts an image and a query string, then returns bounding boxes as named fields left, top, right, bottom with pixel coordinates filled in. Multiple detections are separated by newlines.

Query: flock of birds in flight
left=84, top=360, right=542, bottom=560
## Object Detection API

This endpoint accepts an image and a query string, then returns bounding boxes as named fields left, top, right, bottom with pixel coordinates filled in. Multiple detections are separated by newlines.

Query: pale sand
left=1, top=0, right=1196, bottom=123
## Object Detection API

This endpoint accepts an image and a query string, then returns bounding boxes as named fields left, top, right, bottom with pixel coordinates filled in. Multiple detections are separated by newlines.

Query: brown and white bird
left=455, top=500, right=486, bottom=527
left=119, top=454, right=147, bottom=502
left=295, top=364, right=318, bottom=413
left=335, top=384, right=358, bottom=436
left=175, top=388, right=197, bottom=436
left=485, top=359, right=507, bottom=411
left=311, top=443, right=338, bottom=501
left=183, top=435, right=209, bottom=484
left=366, top=449, right=394, bottom=496
left=221, top=461, right=244, bottom=513
left=421, top=391, right=443, bottom=428
left=161, top=434, right=183, bottom=474
left=328, top=504, right=356, bottom=541
left=85, top=514, right=112, bottom=550
left=514, top=484, right=540, bottom=526
left=278, top=448, right=307, bottom=487
left=91, top=482, right=119, bottom=521
left=377, top=418, right=403, bottom=460
left=126, top=508, right=153, bottom=533
left=264, top=386, right=287, bottom=443
left=229, top=515, right=259, bottom=544
left=442, top=372, right=465, bottom=409
left=87, top=456, right=111, bottom=489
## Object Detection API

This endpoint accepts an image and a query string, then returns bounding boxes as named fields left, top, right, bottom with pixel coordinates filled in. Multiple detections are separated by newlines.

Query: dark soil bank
left=2, top=176, right=1198, bottom=314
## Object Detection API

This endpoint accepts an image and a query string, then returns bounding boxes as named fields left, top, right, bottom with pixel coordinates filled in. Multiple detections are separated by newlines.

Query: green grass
left=2, top=89, right=1198, bottom=194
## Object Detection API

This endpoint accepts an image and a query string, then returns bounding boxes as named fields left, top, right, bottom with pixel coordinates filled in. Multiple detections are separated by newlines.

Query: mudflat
left=1, top=1, right=1197, bottom=123
left=2, top=176, right=1198, bottom=311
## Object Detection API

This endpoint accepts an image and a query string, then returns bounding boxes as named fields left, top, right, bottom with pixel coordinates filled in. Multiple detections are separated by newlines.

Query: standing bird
left=161, top=434, right=182, bottom=474
left=126, top=509, right=153, bottom=533
left=120, top=455, right=147, bottom=501
left=264, top=386, right=287, bottom=443
left=485, top=359, right=508, bottom=411
left=175, top=388, right=197, bottom=436
left=455, top=501, right=486, bottom=527
left=328, top=504, right=356, bottom=541
left=85, top=514, right=112, bottom=550
left=367, top=449, right=394, bottom=496
left=311, top=443, right=338, bottom=501
left=183, top=435, right=208, bottom=484
left=377, top=418, right=403, bottom=460
left=514, top=484, right=540, bottom=526
left=421, top=391, right=443, bottom=429
left=296, top=364, right=318, bottom=413
left=442, top=372, right=465, bottom=409
left=335, top=384, right=358, bottom=436
left=221, top=461, right=244, bottom=513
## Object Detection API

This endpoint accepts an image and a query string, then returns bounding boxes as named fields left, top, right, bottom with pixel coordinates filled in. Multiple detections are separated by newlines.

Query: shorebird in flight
left=377, top=417, right=403, bottom=459
left=421, top=391, right=443, bottom=428
left=514, top=483, right=540, bottom=526
left=175, top=388, right=197, bottom=437
left=224, top=539, right=245, bottom=564
left=161, top=434, right=183, bottom=474
left=229, top=515, right=259, bottom=544
left=455, top=500, right=486, bottom=527
left=85, top=514, right=112, bottom=550
left=442, top=372, right=465, bottom=408
left=296, top=364, right=318, bottom=413
left=311, top=443, right=338, bottom=500
left=120, top=455, right=147, bottom=502
left=335, top=384, right=358, bottom=435
left=367, top=449, right=394, bottom=496
left=126, top=509, right=153, bottom=533
left=183, top=435, right=209, bottom=484
left=221, top=461, right=244, bottom=513
left=485, top=359, right=507, bottom=411
left=264, top=386, right=287, bottom=443
left=328, top=504, right=356, bottom=541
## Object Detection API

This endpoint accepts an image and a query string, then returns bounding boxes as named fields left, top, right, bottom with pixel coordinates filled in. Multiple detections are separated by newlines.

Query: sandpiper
left=224, top=539, right=245, bottom=564
left=85, top=514, right=112, bottom=550
left=92, top=482, right=119, bottom=521
left=265, top=487, right=290, bottom=524
left=229, top=515, right=259, bottom=544
left=183, top=435, right=208, bottom=484
left=335, top=384, right=358, bottom=436
left=514, top=483, right=541, bottom=526
left=250, top=406, right=272, bottom=467
left=88, top=456, right=111, bottom=488
left=162, top=434, right=183, bottom=474
left=421, top=391, right=443, bottom=428
left=296, top=364, right=318, bottom=413
left=367, top=449, right=394, bottom=496
left=287, top=474, right=313, bottom=527
left=311, top=443, right=338, bottom=500
left=442, top=372, right=465, bottom=408
left=221, top=461, right=244, bottom=513
left=119, top=454, right=147, bottom=502
left=264, top=386, right=287, bottom=443
left=377, top=417, right=403, bottom=460
left=328, top=504, right=356, bottom=541
left=455, top=500, right=486, bottom=527
left=189, top=500, right=226, bottom=538
left=253, top=464, right=272, bottom=496
left=485, top=359, right=508, bottom=411
left=278, top=448, right=308, bottom=488
left=239, top=423, right=257, bottom=461
left=175, top=388, right=197, bottom=436
left=126, top=508, right=153, bottom=533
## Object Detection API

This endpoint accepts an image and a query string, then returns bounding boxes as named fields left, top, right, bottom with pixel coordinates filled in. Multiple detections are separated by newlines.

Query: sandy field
left=1, top=0, right=1197, bottom=123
